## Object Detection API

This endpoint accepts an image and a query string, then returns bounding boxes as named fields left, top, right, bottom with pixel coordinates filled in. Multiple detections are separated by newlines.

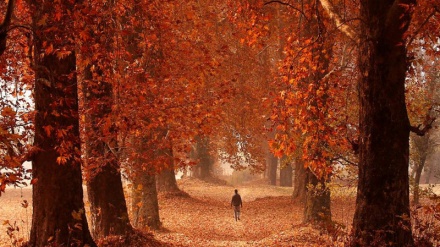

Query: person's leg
left=234, top=209, right=238, bottom=221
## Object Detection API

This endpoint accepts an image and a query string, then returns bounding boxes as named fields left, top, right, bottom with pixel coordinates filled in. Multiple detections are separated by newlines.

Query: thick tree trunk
left=267, top=153, right=278, bottom=185
left=193, top=137, right=214, bottom=179
left=351, top=1, right=415, bottom=246
left=87, top=163, right=132, bottom=238
left=279, top=158, right=293, bottom=187
left=303, top=169, right=331, bottom=223
left=157, top=168, right=179, bottom=192
left=131, top=172, right=161, bottom=229
left=156, top=146, right=179, bottom=192
left=29, top=2, right=95, bottom=245
left=82, top=63, right=132, bottom=238
left=292, top=159, right=307, bottom=203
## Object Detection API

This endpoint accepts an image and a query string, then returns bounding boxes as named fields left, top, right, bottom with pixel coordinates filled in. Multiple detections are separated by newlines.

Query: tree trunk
left=131, top=172, right=161, bottom=230
left=413, top=160, right=425, bottom=205
left=156, top=168, right=179, bottom=192
left=29, top=1, right=95, bottom=246
left=86, top=163, right=132, bottom=238
left=292, top=159, right=307, bottom=203
left=303, top=168, right=331, bottom=224
left=82, top=64, right=132, bottom=238
left=279, top=159, right=292, bottom=187
left=156, top=146, right=179, bottom=192
left=267, top=153, right=278, bottom=185
left=424, top=165, right=432, bottom=184
left=193, top=137, right=214, bottom=179
left=351, top=1, right=415, bottom=246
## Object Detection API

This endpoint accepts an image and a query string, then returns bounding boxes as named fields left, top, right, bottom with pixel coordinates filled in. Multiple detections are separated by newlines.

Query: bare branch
left=407, top=8, right=438, bottom=47
left=264, top=0, right=309, bottom=21
left=410, top=118, right=436, bottom=136
left=319, top=0, right=358, bottom=42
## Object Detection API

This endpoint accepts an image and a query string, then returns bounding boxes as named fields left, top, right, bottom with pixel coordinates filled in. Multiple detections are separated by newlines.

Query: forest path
left=0, top=178, right=355, bottom=246
left=154, top=178, right=309, bottom=246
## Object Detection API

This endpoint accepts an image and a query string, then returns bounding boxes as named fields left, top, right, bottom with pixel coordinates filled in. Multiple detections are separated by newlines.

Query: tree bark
left=413, top=162, right=425, bottom=205
left=267, top=152, right=278, bottom=185
left=156, top=145, right=180, bottom=192
left=410, top=134, right=430, bottom=205
left=351, top=1, right=415, bottom=246
left=156, top=167, right=179, bottom=192
left=131, top=172, right=161, bottom=229
left=193, top=137, right=214, bottom=179
left=87, top=164, right=132, bottom=238
left=82, top=64, right=132, bottom=238
left=424, top=165, right=432, bottom=184
left=29, top=1, right=95, bottom=246
left=292, top=159, right=307, bottom=203
left=279, top=158, right=292, bottom=187
left=303, top=168, right=331, bottom=224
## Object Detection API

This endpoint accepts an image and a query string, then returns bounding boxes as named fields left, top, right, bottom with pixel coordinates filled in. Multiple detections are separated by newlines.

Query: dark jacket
left=231, top=194, right=242, bottom=207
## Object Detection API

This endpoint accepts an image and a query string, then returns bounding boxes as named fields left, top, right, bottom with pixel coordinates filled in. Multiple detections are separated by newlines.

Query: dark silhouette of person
left=231, top=189, right=242, bottom=221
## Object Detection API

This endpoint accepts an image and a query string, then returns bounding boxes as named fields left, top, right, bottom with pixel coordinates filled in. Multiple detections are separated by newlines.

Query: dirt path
left=153, top=179, right=303, bottom=246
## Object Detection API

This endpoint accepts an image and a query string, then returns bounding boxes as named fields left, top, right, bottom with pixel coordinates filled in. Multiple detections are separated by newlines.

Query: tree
left=292, top=158, right=307, bottom=203
left=279, top=156, right=292, bottom=187
left=350, top=1, right=416, bottom=245
left=266, top=0, right=349, bottom=224
left=192, top=137, right=215, bottom=179
left=130, top=137, right=161, bottom=230
left=131, top=172, right=161, bottom=229
left=0, top=0, right=35, bottom=195
left=156, top=147, right=180, bottom=192
left=29, top=0, right=95, bottom=245
left=410, top=133, right=431, bottom=204
left=406, top=23, right=440, bottom=204
left=76, top=1, right=133, bottom=238
left=266, top=152, right=278, bottom=185
left=0, top=0, right=14, bottom=56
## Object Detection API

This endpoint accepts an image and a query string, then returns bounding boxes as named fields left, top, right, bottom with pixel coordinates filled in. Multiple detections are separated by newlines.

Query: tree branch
left=319, top=0, right=358, bottom=42
left=0, top=0, right=15, bottom=56
left=264, top=0, right=309, bottom=21
left=407, top=8, right=438, bottom=47
left=410, top=118, right=436, bottom=136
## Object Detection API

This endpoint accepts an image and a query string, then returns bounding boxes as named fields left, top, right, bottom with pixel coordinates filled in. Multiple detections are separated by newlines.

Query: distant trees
left=279, top=157, right=292, bottom=187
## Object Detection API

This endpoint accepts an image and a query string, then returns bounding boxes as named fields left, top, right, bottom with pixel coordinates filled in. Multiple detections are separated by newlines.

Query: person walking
left=231, top=189, right=242, bottom=221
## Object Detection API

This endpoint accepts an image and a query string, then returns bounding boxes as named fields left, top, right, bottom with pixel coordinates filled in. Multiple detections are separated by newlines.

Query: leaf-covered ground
left=153, top=178, right=355, bottom=246
left=0, top=178, right=361, bottom=246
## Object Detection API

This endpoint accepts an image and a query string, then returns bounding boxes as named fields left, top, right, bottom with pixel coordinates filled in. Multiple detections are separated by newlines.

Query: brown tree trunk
left=156, top=168, right=179, bottom=192
left=87, top=164, right=132, bottom=238
left=351, top=1, right=415, bottom=246
left=81, top=65, right=132, bottom=238
left=193, top=137, right=214, bottom=179
left=292, top=159, right=307, bottom=203
left=29, top=1, right=95, bottom=246
left=424, top=165, right=432, bottom=184
left=410, top=134, right=430, bottom=205
left=156, top=146, right=179, bottom=192
left=279, top=158, right=292, bottom=187
left=131, top=172, right=161, bottom=229
left=413, top=162, right=425, bottom=205
left=303, top=169, right=331, bottom=224
left=267, top=153, right=278, bottom=185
